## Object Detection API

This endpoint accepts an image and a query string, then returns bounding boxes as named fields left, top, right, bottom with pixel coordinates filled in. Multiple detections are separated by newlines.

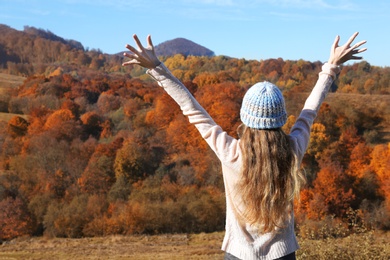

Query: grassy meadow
left=0, top=73, right=25, bottom=89
left=1, top=231, right=389, bottom=259
left=0, top=73, right=28, bottom=122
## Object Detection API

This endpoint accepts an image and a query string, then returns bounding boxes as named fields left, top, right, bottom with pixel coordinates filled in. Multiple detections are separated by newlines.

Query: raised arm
left=289, top=32, right=367, bottom=160
left=122, top=34, right=240, bottom=163
left=305, top=32, right=367, bottom=112
left=122, top=34, right=216, bottom=134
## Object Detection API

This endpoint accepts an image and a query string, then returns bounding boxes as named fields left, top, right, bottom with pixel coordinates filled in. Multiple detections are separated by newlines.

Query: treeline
left=0, top=24, right=389, bottom=241
left=1, top=23, right=389, bottom=96
left=0, top=24, right=123, bottom=76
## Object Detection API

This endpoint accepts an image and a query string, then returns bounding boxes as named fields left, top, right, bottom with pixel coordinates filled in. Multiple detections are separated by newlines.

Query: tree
left=80, top=111, right=102, bottom=138
left=97, top=92, right=122, bottom=114
left=309, top=164, right=355, bottom=219
left=318, top=126, right=361, bottom=170
left=370, top=144, right=390, bottom=209
left=307, top=123, right=329, bottom=160
left=348, top=142, right=372, bottom=179
left=282, top=115, right=296, bottom=134
left=0, top=197, right=34, bottom=240
left=195, top=81, right=243, bottom=136
left=302, top=123, right=329, bottom=185
left=78, top=154, right=116, bottom=194
left=44, top=109, right=81, bottom=141
left=43, top=195, right=89, bottom=238
left=114, top=138, right=149, bottom=184
left=78, top=138, right=123, bottom=194
left=7, top=116, right=29, bottom=137
left=108, top=175, right=131, bottom=202
left=145, top=92, right=178, bottom=129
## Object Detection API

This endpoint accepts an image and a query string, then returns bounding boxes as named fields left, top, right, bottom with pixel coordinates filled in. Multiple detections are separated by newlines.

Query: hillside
left=0, top=23, right=389, bottom=243
left=23, top=25, right=84, bottom=50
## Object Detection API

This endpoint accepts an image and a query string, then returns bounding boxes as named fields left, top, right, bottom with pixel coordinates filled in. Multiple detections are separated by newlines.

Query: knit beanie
left=240, top=81, right=287, bottom=129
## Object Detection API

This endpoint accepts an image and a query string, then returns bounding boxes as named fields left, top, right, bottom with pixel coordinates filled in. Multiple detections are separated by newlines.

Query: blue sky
left=0, top=0, right=389, bottom=67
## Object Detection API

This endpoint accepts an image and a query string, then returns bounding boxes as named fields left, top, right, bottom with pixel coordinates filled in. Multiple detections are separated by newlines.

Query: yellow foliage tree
left=307, top=123, right=329, bottom=160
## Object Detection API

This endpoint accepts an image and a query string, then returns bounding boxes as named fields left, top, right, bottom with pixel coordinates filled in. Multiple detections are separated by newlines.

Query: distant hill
left=23, top=25, right=84, bottom=50
left=0, top=24, right=85, bottom=66
left=0, top=24, right=124, bottom=76
left=155, top=38, right=214, bottom=57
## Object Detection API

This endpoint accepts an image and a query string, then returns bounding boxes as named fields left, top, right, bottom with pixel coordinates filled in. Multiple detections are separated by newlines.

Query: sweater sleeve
left=289, top=63, right=340, bottom=161
left=146, top=63, right=240, bottom=164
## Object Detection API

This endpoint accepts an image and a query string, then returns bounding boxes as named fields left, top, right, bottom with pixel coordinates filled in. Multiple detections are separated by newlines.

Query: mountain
left=155, top=38, right=214, bottom=57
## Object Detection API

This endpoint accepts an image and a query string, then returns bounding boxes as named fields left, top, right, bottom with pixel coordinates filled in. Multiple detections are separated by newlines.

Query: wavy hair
left=237, top=124, right=306, bottom=233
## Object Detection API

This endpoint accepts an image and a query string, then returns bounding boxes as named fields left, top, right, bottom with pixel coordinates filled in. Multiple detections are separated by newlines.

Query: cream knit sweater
left=147, top=62, right=339, bottom=260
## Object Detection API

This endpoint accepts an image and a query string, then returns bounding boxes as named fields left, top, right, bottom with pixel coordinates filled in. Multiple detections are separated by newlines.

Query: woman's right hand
left=122, top=34, right=161, bottom=69
left=328, top=32, right=367, bottom=65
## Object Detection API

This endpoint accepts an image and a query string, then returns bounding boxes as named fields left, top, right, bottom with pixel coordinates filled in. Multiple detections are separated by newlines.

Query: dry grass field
left=0, top=231, right=389, bottom=260
left=0, top=112, right=29, bottom=122
left=0, top=73, right=28, bottom=122
left=0, top=73, right=25, bottom=89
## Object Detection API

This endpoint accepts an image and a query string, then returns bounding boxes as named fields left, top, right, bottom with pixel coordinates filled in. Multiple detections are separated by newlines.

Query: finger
left=122, top=59, right=140, bottom=66
left=133, top=34, right=145, bottom=51
left=125, top=44, right=137, bottom=53
left=332, top=35, right=340, bottom=50
left=346, top=32, right=359, bottom=46
left=353, top=40, right=367, bottom=49
left=147, top=35, right=154, bottom=49
left=123, top=52, right=141, bottom=61
left=356, top=47, right=367, bottom=53
left=122, top=61, right=132, bottom=66
left=350, top=56, right=363, bottom=60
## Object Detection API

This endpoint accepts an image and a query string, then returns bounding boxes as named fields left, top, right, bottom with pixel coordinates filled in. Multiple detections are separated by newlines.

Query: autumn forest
left=0, top=24, right=389, bottom=242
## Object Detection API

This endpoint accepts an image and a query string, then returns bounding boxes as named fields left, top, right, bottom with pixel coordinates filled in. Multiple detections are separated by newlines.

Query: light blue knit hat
left=240, top=81, right=287, bottom=129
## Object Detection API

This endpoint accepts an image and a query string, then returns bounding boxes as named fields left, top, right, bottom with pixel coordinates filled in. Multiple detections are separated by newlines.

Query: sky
left=0, top=0, right=389, bottom=67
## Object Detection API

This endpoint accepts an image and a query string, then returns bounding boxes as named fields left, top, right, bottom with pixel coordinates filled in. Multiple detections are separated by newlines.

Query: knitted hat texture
left=240, top=81, right=287, bottom=129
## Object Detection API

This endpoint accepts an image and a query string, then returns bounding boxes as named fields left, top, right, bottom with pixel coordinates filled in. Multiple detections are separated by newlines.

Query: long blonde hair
left=237, top=124, right=305, bottom=233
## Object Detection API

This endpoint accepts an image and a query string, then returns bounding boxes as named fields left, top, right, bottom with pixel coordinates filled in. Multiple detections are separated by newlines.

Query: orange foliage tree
left=44, top=109, right=81, bottom=141
left=7, top=116, right=29, bottom=137
left=302, top=164, right=355, bottom=220
left=0, top=197, right=34, bottom=240
left=370, top=143, right=390, bottom=209
left=80, top=111, right=102, bottom=139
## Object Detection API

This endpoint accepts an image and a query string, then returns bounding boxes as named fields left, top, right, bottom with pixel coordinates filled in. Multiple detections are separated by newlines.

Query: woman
left=122, top=33, right=366, bottom=260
